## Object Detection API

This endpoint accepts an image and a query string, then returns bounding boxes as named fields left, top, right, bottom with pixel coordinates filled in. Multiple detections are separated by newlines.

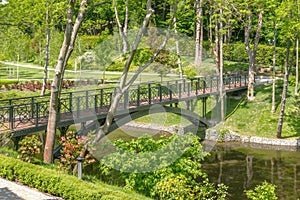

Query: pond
left=201, top=142, right=300, bottom=200
left=109, top=127, right=300, bottom=199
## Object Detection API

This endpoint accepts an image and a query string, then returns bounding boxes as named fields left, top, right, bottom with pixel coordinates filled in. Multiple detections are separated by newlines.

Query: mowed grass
left=223, top=84, right=300, bottom=139
left=0, top=63, right=180, bottom=83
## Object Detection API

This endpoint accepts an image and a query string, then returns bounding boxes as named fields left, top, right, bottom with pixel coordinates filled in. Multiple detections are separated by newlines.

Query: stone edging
left=205, top=129, right=300, bottom=147
left=125, top=122, right=300, bottom=147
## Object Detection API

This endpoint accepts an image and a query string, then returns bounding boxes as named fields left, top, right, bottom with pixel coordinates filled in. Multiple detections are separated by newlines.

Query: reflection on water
left=201, top=142, right=300, bottom=200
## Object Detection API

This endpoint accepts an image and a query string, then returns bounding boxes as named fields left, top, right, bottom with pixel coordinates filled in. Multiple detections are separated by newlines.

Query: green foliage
left=106, top=61, right=125, bottom=71
left=99, top=133, right=228, bottom=199
left=17, top=135, right=42, bottom=163
left=223, top=43, right=295, bottom=67
left=132, top=48, right=153, bottom=67
left=245, top=181, right=277, bottom=200
left=183, top=66, right=198, bottom=79
left=0, top=154, right=149, bottom=200
left=59, top=131, right=95, bottom=174
left=288, top=76, right=297, bottom=87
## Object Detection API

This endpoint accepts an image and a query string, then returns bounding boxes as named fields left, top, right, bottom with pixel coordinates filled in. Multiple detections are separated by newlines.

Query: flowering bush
left=58, top=131, right=95, bottom=174
left=18, top=135, right=42, bottom=163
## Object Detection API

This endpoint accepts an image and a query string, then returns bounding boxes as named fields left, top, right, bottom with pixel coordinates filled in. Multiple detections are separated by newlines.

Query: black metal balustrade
left=0, top=75, right=248, bottom=136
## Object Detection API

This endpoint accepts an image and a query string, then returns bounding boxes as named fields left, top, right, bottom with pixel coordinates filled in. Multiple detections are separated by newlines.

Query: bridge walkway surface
left=0, top=75, right=249, bottom=137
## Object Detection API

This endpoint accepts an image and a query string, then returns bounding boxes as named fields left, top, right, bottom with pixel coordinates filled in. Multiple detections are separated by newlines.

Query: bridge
left=0, top=74, right=248, bottom=141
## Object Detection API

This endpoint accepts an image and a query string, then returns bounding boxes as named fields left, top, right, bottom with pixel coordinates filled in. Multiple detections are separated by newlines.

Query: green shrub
left=0, top=155, right=149, bottom=200
left=245, top=181, right=277, bottom=200
left=183, top=66, right=198, bottom=79
left=0, top=80, right=19, bottom=85
left=99, top=133, right=228, bottom=199
left=106, top=61, right=125, bottom=71
left=18, top=135, right=42, bottom=163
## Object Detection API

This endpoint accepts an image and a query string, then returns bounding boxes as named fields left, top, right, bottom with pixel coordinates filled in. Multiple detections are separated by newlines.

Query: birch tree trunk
left=44, top=0, right=89, bottom=163
left=277, top=38, right=291, bottom=138
left=219, top=7, right=224, bottom=122
left=114, top=0, right=129, bottom=54
left=41, top=0, right=50, bottom=96
left=271, top=19, right=277, bottom=113
left=245, top=7, right=263, bottom=101
left=173, top=10, right=183, bottom=80
left=195, top=0, right=203, bottom=65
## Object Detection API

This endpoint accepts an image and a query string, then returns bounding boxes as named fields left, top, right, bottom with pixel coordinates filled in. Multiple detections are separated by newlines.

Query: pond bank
left=123, top=122, right=300, bottom=151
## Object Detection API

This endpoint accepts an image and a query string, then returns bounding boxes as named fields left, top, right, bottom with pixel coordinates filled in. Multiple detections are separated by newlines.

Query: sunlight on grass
left=224, top=85, right=300, bottom=139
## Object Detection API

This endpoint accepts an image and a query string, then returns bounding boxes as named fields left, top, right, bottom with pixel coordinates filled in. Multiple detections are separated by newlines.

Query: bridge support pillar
left=13, top=136, right=22, bottom=151
left=202, top=97, right=207, bottom=118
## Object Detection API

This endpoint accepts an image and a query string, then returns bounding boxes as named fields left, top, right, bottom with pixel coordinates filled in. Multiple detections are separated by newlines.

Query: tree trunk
left=90, top=0, right=159, bottom=145
left=195, top=0, right=203, bottom=65
left=277, top=38, right=291, bottom=138
left=219, top=7, right=224, bottom=122
left=173, top=12, right=183, bottom=80
left=114, top=0, right=129, bottom=54
left=295, top=36, right=299, bottom=95
left=271, top=19, right=277, bottom=113
left=41, top=0, right=50, bottom=96
left=245, top=8, right=263, bottom=101
left=44, top=0, right=89, bottom=163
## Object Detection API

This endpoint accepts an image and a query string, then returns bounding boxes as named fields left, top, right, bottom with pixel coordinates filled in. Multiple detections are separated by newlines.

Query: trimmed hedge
left=0, top=155, right=150, bottom=200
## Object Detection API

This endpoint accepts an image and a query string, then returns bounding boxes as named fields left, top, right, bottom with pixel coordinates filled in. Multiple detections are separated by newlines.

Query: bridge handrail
left=0, top=78, right=187, bottom=106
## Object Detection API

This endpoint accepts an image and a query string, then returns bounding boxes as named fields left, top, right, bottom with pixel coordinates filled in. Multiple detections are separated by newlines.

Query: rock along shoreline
left=124, top=122, right=300, bottom=150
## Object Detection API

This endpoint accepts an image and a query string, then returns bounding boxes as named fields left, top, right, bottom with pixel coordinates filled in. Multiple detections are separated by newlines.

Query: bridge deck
left=0, top=75, right=248, bottom=137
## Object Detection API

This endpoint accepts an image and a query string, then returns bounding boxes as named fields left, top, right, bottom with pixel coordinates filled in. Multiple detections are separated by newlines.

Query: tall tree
left=41, top=0, right=50, bottom=96
left=194, top=0, right=203, bottom=65
left=277, top=38, right=291, bottom=138
left=271, top=18, right=277, bottom=113
left=44, top=0, right=89, bottom=163
left=244, top=2, right=263, bottom=101
left=90, top=0, right=174, bottom=145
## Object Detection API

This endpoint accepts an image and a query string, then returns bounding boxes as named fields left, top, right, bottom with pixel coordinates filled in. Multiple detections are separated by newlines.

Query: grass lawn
left=222, top=84, right=300, bottom=139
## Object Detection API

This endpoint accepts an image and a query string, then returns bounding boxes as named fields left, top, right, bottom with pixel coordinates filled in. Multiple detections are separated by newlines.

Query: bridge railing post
left=100, top=89, right=104, bottom=108
left=35, top=102, right=39, bottom=127
left=69, top=93, right=73, bottom=112
left=76, top=97, right=80, bottom=118
left=9, top=105, right=14, bottom=130
left=239, top=75, right=242, bottom=87
left=85, top=91, right=89, bottom=109
left=158, top=84, right=162, bottom=102
left=187, top=82, right=191, bottom=97
left=94, top=94, right=98, bottom=111
left=244, top=74, right=247, bottom=86
left=148, top=83, right=152, bottom=105
left=234, top=75, right=237, bottom=88
left=228, top=76, right=231, bottom=89
left=203, top=80, right=206, bottom=94
left=31, top=97, right=34, bottom=119
left=183, top=79, right=186, bottom=93
left=178, top=83, right=182, bottom=99
left=137, top=85, right=140, bottom=106
left=169, top=86, right=173, bottom=101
